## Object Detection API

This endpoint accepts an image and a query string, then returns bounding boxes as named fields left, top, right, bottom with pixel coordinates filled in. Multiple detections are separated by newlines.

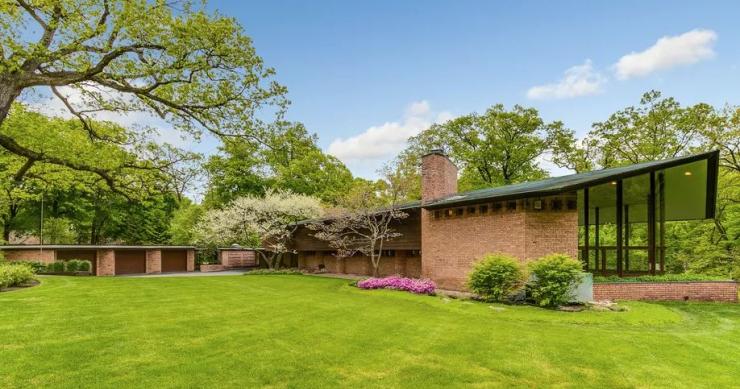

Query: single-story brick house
left=1, top=245, right=196, bottom=276
left=293, top=149, right=722, bottom=291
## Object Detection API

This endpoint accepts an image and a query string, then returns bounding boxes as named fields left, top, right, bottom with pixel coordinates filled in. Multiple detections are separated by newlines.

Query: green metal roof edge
left=423, top=150, right=720, bottom=209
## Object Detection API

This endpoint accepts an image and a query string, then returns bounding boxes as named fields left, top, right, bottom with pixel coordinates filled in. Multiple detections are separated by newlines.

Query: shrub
left=467, top=253, right=526, bottom=302
left=48, top=261, right=66, bottom=273
left=357, top=276, right=436, bottom=295
left=77, top=260, right=92, bottom=272
left=527, top=254, right=583, bottom=307
left=594, top=273, right=730, bottom=283
left=245, top=268, right=303, bottom=275
left=64, top=259, right=92, bottom=273
left=65, top=260, right=80, bottom=272
left=6, top=261, right=46, bottom=273
left=0, top=263, right=37, bottom=290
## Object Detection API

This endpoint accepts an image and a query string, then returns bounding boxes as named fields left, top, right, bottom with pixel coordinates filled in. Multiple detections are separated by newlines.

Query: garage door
left=114, top=250, right=146, bottom=275
left=162, top=250, right=187, bottom=272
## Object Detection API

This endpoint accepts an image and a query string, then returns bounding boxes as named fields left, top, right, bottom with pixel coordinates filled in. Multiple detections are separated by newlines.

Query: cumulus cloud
left=526, top=60, right=605, bottom=100
left=327, top=101, right=452, bottom=172
left=614, top=29, right=717, bottom=80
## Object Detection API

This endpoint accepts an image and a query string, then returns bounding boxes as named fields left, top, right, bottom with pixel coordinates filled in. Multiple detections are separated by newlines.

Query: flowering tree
left=308, top=187, right=408, bottom=277
left=197, top=190, right=322, bottom=269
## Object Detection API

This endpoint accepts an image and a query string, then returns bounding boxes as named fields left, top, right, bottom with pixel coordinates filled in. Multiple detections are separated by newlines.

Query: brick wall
left=421, top=204, right=578, bottom=291
left=594, top=281, right=738, bottom=302
left=298, top=252, right=422, bottom=278
left=524, top=209, right=579, bottom=260
left=4, top=249, right=56, bottom=264
left=186, top=249, right=195, bottom=272
left=96, top=249, right=115, bottom=276
left=421, top=151, right=457, bottom=204
left=146, top=249, right=162, bottom=274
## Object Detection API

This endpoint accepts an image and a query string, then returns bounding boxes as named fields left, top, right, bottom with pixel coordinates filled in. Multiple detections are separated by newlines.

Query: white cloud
left=327, top=101, right=452, bottom=174
left=527, top=60, right=605, bottom=100
left=614, top=29, right=717, bottom=80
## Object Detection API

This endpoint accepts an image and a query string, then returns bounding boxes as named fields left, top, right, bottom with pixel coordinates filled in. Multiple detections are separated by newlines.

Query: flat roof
left=0, top=245, right=196, bottom=250
left=424, top=151, right=719, bottom=210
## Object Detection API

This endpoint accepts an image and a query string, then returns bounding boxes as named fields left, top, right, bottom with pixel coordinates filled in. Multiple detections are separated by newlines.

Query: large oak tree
left=0, top=0, right=285, bottom=188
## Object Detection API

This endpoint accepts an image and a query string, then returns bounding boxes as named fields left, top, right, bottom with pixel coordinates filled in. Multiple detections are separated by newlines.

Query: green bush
left=467, top=253, right=526, bottom=302
left=0, top=263, right=37, bottom=290
left=594, top=273, right=730, bottom=283
left=65, top=260, right=80, bottom=272
left=77, top=260, right=91, bottom=272
left=6, top=261, right=46, bottom=273
left=48, top=261, right=66, bottom=273
left=526, top=254, right=583, bottom=307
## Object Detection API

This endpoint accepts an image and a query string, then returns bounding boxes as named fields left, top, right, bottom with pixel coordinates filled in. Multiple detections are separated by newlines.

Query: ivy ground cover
left=1, top=275, right=739, bottom=388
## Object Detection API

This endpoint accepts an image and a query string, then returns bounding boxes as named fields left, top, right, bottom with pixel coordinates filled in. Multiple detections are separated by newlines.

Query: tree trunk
left=0, top=82, right=21, bottom=127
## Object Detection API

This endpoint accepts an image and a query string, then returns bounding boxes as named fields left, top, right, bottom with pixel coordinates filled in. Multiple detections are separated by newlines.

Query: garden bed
left=38, top=271, right=92, bottom=276
left=199, top=264, right=226, bottom=272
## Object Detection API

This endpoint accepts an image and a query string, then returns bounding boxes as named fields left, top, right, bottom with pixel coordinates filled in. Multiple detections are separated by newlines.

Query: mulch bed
left=0, top=279, right=41, bottom=293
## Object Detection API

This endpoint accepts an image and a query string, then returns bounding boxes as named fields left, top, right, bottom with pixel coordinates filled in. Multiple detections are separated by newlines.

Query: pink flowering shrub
left=357, top=276, right=436, bottom=295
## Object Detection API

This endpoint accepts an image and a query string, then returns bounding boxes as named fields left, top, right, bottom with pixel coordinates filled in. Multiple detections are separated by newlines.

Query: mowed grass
left=1, top=276, right=739, bottom=388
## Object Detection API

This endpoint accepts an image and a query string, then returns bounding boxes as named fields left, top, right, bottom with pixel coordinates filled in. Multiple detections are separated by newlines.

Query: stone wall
left=594, top=281, right=738, bottom=302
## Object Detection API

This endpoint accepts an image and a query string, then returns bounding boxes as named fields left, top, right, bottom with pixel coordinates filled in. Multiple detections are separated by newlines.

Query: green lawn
left=1, top=276, right=738, bottom=388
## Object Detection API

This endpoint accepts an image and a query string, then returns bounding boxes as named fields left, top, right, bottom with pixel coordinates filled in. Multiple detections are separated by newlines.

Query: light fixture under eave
left=684, top=171, right=693, bottom=176
left=610, top=181, right=617, bottom=185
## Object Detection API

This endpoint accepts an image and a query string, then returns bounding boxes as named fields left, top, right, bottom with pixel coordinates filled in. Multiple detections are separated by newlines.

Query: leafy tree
left=196, top=190, right=322, bottom=269
left=169, top=199, right=203, bottom=245
left=204, top=122, right=354, bottom=206
left=0, top=0, right=285, bottom=183
left=402, top=104, right=553, bottom=192
left=550, top=91, right=716, bottom=170
left=308, top=182, right=409, bottom=277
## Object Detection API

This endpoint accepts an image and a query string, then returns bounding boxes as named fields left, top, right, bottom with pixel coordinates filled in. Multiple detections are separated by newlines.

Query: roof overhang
left=423, top=151, right=719, bottom=215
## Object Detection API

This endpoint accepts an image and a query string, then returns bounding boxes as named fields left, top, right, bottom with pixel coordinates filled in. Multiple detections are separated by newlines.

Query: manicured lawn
left=1, top=276, right=738, bottom=388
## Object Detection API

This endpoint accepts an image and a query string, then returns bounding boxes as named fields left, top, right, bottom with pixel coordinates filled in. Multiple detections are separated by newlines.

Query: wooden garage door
left=56, top=249, right=97, bottom=275
left=114, top=250, right=146, bottom=275
left=162, top=249, right=187, bottom=272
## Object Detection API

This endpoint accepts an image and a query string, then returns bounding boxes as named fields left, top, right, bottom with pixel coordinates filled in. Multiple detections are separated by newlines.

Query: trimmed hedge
left=594, top=273, right=731, bottom=283
left=467, top=253, right=526, bottom=302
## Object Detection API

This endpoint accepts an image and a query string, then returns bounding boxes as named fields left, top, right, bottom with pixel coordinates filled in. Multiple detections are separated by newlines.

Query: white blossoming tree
left=197, top=190, right=322, bottom=269
left=308, top=181, right=408, bottom=277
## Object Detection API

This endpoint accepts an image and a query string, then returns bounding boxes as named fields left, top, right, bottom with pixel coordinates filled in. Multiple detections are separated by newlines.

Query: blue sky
left=202, top=0, right=740, bottom=177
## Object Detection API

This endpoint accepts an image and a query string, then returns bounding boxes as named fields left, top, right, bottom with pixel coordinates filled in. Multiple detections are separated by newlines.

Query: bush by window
left=526, top=254, right=583, bottom=307
left=467, top=253, right=526, bottom=302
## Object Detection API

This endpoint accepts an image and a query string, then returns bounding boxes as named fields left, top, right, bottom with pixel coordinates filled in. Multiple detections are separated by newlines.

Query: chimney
left=421, top=149, right=458, bottom=204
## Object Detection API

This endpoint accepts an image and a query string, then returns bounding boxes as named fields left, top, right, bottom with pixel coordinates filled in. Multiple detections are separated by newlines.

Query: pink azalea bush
left=357, top=276, right=436, bottom=295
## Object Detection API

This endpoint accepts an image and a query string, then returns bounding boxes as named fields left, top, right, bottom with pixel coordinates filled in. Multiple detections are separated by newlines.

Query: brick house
left=294, top=149, right=720, bottom=291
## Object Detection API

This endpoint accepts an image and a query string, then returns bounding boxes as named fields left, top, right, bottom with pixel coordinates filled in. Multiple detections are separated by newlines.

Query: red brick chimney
left=421, top=149, right=458, bottom=204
